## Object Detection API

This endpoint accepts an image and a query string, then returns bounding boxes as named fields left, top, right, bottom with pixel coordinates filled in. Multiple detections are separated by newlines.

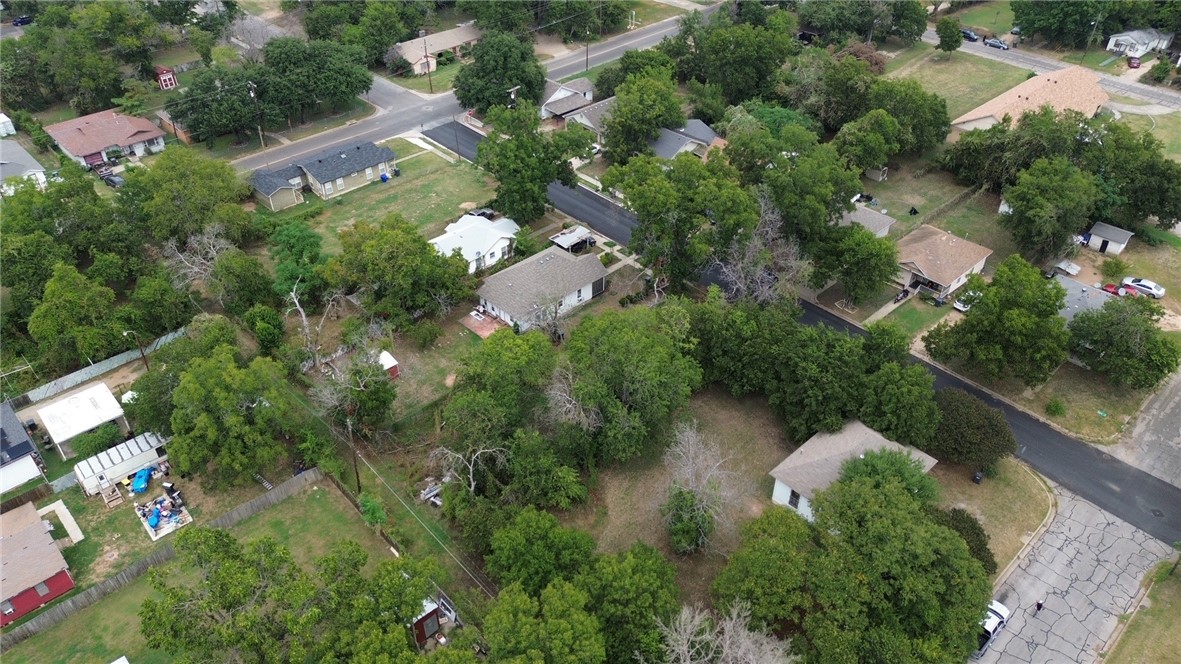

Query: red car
left=1103, top=283, right=1142, bottom=297
left=1128, top=56, right=1142, bottom=69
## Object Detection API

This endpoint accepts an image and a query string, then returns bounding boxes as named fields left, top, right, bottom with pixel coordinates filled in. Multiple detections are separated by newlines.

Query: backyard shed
left=36, top=383, right=126, bottom=460
left=1084, top=222, right=1133, bottom=255
left=73, top=432, right=168, bottom=496
left=0, top=113, right=14, bottom=136
left=378, top=351, right=400, bottom=380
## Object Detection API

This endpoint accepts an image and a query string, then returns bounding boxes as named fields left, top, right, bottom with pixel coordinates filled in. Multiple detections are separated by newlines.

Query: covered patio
left=35, top=383, right=127, bottom=460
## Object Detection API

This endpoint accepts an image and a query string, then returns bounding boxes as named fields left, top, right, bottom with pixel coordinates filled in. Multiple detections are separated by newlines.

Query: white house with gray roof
left=566, top=96, right=615, bottom=142
left=648, top=120, right=725, bottom=160
left=250, top=141, right=396, bottom=211
left=0, top=140, right=47, bottom=196
left=430, top=214, right=520, bottom=274
left=477, top=250, right=607, bottom=331
left=540, top=78, right=595, bottom=119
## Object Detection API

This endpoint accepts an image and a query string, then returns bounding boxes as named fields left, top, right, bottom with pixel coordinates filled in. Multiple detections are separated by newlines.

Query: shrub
left=1100, top=257, right=1130, bottom=282
left=600, top=253, right=614, bottom=267
left=437, top=50, right=457, bottom=66
left=926, top=506, right=998, bottom=575
left=243, top=304, right=286, bottom=355
left=1147, top=59, right=1173, bottom=83
left=1045, top=397, right=1066, bottom=417
left=71, top=423, right=124, bottom=458
left=662, top=486, right=713, bottom=555
left=925, top=388, right=1017, bottom=470
left=408, top=319, right=443, bottom=349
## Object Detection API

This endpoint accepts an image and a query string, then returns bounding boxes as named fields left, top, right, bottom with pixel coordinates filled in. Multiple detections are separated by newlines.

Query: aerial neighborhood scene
left=5, top=0, right=1181, bottom=662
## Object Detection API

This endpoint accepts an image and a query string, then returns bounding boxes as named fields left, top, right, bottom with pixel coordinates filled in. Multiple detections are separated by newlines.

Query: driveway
left=982, top=486, right=1174, bottom=663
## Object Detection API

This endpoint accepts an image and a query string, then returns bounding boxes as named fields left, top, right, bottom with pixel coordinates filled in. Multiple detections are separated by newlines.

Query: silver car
left=973, top=600, right=1012, bottom=659
left=1121, top=277, right=1166, bottom=299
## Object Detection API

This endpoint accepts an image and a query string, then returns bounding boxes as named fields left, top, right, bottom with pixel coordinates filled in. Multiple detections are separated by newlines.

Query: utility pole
left=1082, top=13, right=1104, bottom=65
left=585, top=29, right=590, bottom=72
left=424, top=41, right=434, bottom=94
left=122, top=330, right=149, bottom=371
left=347, top=417, right=361, bottom=494
left=247, top=80, right=266, bottom=149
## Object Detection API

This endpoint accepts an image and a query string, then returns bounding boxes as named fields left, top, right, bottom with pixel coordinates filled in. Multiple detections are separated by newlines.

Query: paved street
left=982, top=486, right=1173, bottom=664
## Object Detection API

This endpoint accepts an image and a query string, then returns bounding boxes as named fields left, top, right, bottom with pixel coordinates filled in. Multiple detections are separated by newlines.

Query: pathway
left=37, top=500, right=85, bottom=543
left=1105, top=101, right=1178, bottom=116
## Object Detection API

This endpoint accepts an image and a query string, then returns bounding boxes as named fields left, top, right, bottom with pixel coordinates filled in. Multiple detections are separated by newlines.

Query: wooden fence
left=0, top=468, right=325, bottom=651
left=0, top=483, right=53, bottom=514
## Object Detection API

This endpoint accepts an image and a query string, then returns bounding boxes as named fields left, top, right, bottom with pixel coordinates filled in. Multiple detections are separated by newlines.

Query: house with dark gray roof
left=1055, top=274, right=1112, bottom=324
left=540, top=78, right=595, bottom=119
left=477, top=250, right=607, bottom=331
left=566, top=96, right=615, bottom=142
left=1, top=400, right=42, bottom=494
left=249, top=141, right=396, bottom=211
left=648, top=120, right=727, bottom=161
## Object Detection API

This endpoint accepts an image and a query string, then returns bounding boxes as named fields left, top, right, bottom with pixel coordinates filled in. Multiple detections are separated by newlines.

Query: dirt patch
left=458, top=201, right=477, bottom=210
left=444, top=373, right=457, bottom=388
left=534, top=33, right=574, bottom=59
left=89, top=545, right=123, bottom=580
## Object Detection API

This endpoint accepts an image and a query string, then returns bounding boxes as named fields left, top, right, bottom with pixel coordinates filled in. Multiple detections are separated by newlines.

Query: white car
left=954, top=290, right=982, bottom=312
left=1121, top=277, right=1166, bottom=299
left=973, top=600, right=1012, bottom=659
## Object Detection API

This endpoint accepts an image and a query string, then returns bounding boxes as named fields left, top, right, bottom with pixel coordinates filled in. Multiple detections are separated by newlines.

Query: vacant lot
left=889, top=48, right=1031, bottom=120
left=4, top=484, right=392, bottom=664
left=389, top=316, right=482, bottom=421
left=1107, top=563, right=1181, bottom=664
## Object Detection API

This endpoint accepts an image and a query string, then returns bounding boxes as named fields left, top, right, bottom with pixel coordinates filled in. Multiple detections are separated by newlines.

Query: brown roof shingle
left=44, top=110, right=164, bottom=159
left=0, top=503, right=70, bottom=599
left=952, top=66, right=1109, bottom=127
left=896, top=225, right=993, bottom=288
left=478, top=250, right=607, bottom=322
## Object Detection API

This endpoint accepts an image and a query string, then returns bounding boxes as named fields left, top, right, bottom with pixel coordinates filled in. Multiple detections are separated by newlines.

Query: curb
left=992, top=465, right=1057, bottom=592
left=1101, top=559, right=1177, bottom=657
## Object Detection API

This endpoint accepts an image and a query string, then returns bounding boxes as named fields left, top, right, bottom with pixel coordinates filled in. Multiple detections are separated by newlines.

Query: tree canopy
left=1001, top=157, right=1098, bottom=261
left=1069, top=296, right=1181, bottom=389
left=936, top=16, right=964, bottom=54
left=486, top=507, right=597, bottom=596
left=928, top=387, right=1018, bottom=471
left=454, top=31, right=546, bottom=114
left=602, top=72, right=685, bottom=163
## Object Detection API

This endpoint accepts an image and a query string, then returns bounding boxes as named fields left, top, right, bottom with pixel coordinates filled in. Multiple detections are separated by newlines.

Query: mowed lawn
left=1107, top=563, right=1181, bottom=664
left=889, top=48, right=1031, bottom=120
left=952, top=0, right=1015, bottom=35
left=3, top=484, right=393, bottom=664
left=1120, top=111, right=1181, bottom=163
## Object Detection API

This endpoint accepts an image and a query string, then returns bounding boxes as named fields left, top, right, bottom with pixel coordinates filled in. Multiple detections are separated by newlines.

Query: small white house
left=430, top=214, right=520, bottom=274
left=769, top=421, right=938, bottom=522
left=540, top=78, right=594, bottom=120
left=73, top=432, right=168, bottom=496
left=36, top=383, right=127, bottom=460
left=0, top=113, right=15, bottom=137
left=1, top=401, right=43, bottom=494
left=1106, top=29, right=1174, bottom=58
left=1085, top=222, right=1133, bottom=256
left=477, top=250, right=608, bottom=332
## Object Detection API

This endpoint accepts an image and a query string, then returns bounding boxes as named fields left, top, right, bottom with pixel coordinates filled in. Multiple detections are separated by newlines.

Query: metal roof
left=73, top=432, right=167, bottom=482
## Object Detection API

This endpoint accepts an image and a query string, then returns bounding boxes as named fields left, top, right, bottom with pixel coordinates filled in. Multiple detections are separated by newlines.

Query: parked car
left=1121, top=277, right=1166, bottom=298
left=590, top=143, right=602, bottom=155
left=101, top=174, right=125, bottom=188
left=1011, top=25, right=1021, bottom=35
left=1128, top=56, right=1141, bottom=69
left=1102, top=283, right=1142, bottom=297
left=984, top=38, right=1010, bottom=50
left=953, top=290, right=982, bottom=312
left=973, top=600, right=1012, bottom=659
left=12, top=15, right=33, bottom=26
left=961, top=29, right=980, bottom=42
left=471, top=208, right=496, bottom=219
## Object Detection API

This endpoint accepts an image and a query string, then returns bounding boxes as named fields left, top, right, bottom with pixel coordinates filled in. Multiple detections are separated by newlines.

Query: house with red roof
left=44, top=110, right=165, bottom=169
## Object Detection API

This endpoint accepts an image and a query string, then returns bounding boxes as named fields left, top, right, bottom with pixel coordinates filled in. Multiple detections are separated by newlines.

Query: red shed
left=1, top=502, right=75, bottom=625
left=155, top=66, right=178, bottom=91
left=379, top=350, right=400, bottom=380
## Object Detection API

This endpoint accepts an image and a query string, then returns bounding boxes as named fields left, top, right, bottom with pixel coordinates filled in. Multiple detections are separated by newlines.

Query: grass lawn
left=269, top=151, right=496, bottom=255
left=816, top=282, right=900, bottom=324
left=933, top=190, right=1021, bottom=273
left=386, top=137, right=424, bottom=158
left=1107, top=563, right=1181, bottom=663
left=889, top=48, right=1031, bottom=120
left=624, top=0, right=685, bottom=28
left=32, top=102, right=78, bottom=125
left=2, top=483, right=393, bottom=664
left=151, top=44, right=200, bottom=68
left=1119, top=111, right=1181, bottom=163
left=861, top=157, right=968, bottom=234
left=931, top=457, right=1050, bottom=582
left=562, top=60, right=612, bottom=84
left=238, top=0, right=280, bottom=16
left=884, top=41, right=935, bottom=74
left=271, top=98, right=376, bottom=142
left=953, top=0, right=1015, bottom=35
left=389, top=315, right=482, bottom=420
left=389, top=61, right=463, bottom=94
left=8, top=133, right=61, bottom=170
left=577, top=155, right=611, bottom=180
left=885, top=298, right=954, bottom=339
left=1060, top=47, right=1129, bottom=71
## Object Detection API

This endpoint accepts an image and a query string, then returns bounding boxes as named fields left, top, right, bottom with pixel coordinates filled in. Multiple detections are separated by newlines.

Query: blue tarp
left=148, top=506, right=160, bottom=529
left=132, top=467, right=152, bottom=493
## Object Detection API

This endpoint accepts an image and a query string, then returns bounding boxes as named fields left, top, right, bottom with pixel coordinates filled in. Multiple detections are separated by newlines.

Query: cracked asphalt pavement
left=981, top=486, right=1173, bottom=664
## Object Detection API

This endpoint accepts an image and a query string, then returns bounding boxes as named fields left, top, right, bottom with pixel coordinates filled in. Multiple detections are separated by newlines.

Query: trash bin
left=972, top=470, right=984, bottom=484
left=380, top=173, right=389, bottom=183
left=393, top=167, right=401, bottom=177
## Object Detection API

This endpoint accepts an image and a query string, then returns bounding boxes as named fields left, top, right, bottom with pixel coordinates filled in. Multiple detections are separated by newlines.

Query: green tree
left=478, top=101, right=593, bottom=222
left=0, top=37, right=56, bottom=111
left=459, top=0, right=534, bottom=33
left=839, top=448, right=941, bottom=506
left=867, top=78, right=951, bottom=154
left=70, top=422, right=123, bottom=458
left=927, top=387, right=1018, bottom=470
left=505, top=429, right=588, bottom=509
left=701, top=22, right=793, bottom=105
left=712, top=507, right=814, bottom=630
left=242, top=304, right=286, bottom=356
left=593, top=48, right=676, bottom=98
left=860, top=362, right=942, bottom=448
left=484, top=581, right=606, bottom=664
left=453, top=328, right=556, bottom=429
left=833, top=108, right=901, bottom=173
left=269, top=220, right=326, bottom=299
left=1069, top=296, right=1181, bottom=389
left=763, top=143, right=861, bottom=249
left=167, top=64, right=258, bottom=147
left=936, top=16, right=964, bottom=55
left=662, top=486, right=714, bottom=554
left=169, top=345, right=294, bottom=483
left=486, top=507, right=597, bottom=596
left=129, top=271, right=195, bottom=337
left=925, top=255, right=1070, bottom=385
left=188, top=26, right=216, bottom=65
left=926, top=506, right=998, bottom=575
left=575, top=543, right=678, bottom=664
left=768, top=324, right=866, bottom=441
left=602, top=72, right=685, bottom=163
left=814, top=55, right=876, bottom=131
left=1002, top=157, right=1099, bottom=261
left=211, top=249, right=275, bottom=317
left=341, top=1, right=407, bottom=66
left=311, top=352, right=398, bottom=439
left=454, top=31, right=546, bottom=114
left=862, top=321, right=910, bottom=373
left=121, top=148, right=248, bottom=242
left=0, top=231, right=70, bottom=326
left=28, top=263, right=124, bottom=371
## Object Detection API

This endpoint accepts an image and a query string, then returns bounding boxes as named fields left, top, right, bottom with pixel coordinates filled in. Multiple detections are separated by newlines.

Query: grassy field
left=885, top=298, right=955, bottom=339
left=1120, top=111, right=1181, bottom=163
left=889, top=48, right=1031, bottom=120
left=816, top=282, right=900, bottom=323
left=933, top=191, right=1020, bottom=273
left=931, top=457, right=1050, bottom=582
left=3, top=483, right=393, bottom=664
left=952, top=0, right=1015, bottom=35
left=151, top=44, right=200, bottom=68
left=562, top=60, right=612, bottom=84
left=266, top=150, right=496, bottom=254
left=390, top=61, right=463, bottom=94
left=625, top=0, right=685, bottom=28
left=1107, top=563, right=1181, bottom=663
left=389, top=316, right=482, bottom=420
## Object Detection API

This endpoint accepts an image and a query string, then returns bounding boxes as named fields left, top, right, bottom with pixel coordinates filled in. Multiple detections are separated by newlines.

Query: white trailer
left=73, top=432, right=168, bottom=496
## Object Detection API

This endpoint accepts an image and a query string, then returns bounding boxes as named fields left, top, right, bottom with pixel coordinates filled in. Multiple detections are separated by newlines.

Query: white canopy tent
left=36, top=384, right=126, bottom=459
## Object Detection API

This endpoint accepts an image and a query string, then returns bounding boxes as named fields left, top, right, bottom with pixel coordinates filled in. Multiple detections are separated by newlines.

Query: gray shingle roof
left=1055, top=274, right=1112, bottom=323
left=250, top=164, right=302, bottom=196
left=569, top=96, right=615, bottom=134
left=1, top=401, right=35, bottom=469
left=0, top=140, right=45, bottom=181
left=297, top=141, right=396, bottom=183
left=1087, top=222, right=1134, bottom=245
left=674, top=119, right=719, bottom=145
left=649, top=128, right=695, bottom=159
left=546, top=93, right=593, bottom=116
left=478, top=250, right=607, bottom=322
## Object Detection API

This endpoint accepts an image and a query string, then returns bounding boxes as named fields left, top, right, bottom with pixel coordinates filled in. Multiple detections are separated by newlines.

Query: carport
left=35, top=383, right=127, bottom=460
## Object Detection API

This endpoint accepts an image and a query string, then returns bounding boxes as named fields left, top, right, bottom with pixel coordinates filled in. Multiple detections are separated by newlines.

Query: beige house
left=250, top=141, right=396, bottom=211
left=896, top=225, right=993, bottom=299
left=477, top=250, right=607, bottom=332
left=394, top=25, right=482, bottom=75
left=951, top=66, right=1108, bottom=132
left=840, top=205, right=898, bottom=239
left=769, top=420, right=938, bottom=522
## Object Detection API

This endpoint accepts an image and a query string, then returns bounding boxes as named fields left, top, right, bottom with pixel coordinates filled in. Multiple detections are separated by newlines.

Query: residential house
left=648, top=120, right=727, bottom=160
left=1106, top=29, right=1174, bottom=58
left=1084, top=222, right=1133, bottom=256
left=73, top=432, right=168, bottom=497
left=44, top=110, right=165, bottom=168
left=896, top=225, right=993, bottom=299
left=540, top=78, right=595, bottom=120
left=250, top=141, right=396, bottom=211
left=1, top=502, right=76, bottom=626
left=394, top=25, right=482, bottom=75
left=1, top=401, right=43, bottom=494
left=0, top=140, right=47, bottom=196
left=566, top=96, right=615, bottom=143
left=951, top=66, right=1108, bottom=132
left=0, top=113, right=14, bottom=137
left=155, top=109, right=194, bottom=145
left=477, top=250, right=608, bottom=331
left=430, top=213, right=521, bottom=274
left=35, top=383, right=127, bottom=461
left=840, top=205, right=897, bottom=239
left=769, top=420, right=937, bottom=522
left=1055, top=274, right=1113, bottom=324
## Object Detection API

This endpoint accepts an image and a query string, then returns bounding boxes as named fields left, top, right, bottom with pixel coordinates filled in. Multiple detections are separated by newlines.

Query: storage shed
left=73, top=432, right=168, bottom=496
left=1085, top=222, right=1133, bottom=256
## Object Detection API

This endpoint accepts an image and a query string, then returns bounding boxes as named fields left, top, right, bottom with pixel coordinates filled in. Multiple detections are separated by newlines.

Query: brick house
left=1, top=502, right=75, bottom=625
left=44, top=110, right=165, bottom=168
